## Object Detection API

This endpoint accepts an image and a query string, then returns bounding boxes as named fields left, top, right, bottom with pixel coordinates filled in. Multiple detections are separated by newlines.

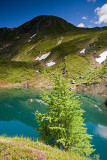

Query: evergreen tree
left=35, top=74, right=95, bottom=156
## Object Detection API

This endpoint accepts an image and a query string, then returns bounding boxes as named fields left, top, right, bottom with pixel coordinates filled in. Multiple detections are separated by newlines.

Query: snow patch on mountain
left=96, top=51, right=107, bottom=64
left=46, top=61, right=56, bottom=66
left=35, top=52, right=51, bottom=61
left=57, top=37, right=64, bottom=45
left=80, top=49, right=86, bottom=54
left=30, top=34, right=36, bottom=39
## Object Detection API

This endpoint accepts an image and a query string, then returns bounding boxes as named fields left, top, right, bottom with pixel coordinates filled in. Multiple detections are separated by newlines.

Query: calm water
left=0, top=88, right=107, bottom=160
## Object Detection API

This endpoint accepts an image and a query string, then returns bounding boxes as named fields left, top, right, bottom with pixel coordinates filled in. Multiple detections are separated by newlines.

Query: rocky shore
left=0, top=77, right=53, bottom=89
left=76, top=79, right=107, bottom=97
left=0, top=78, right=107, bottom=97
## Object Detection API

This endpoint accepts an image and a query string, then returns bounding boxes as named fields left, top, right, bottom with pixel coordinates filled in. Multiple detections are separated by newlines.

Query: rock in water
left=104, top=99, right=107, bottom=107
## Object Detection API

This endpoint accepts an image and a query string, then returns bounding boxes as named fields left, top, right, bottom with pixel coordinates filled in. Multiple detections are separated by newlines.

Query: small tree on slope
left=35, top=75, right=95, bottom=156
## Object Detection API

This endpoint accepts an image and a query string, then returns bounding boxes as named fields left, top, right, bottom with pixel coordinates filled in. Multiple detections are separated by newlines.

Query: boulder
left=71, top=80, right=75, bottom=84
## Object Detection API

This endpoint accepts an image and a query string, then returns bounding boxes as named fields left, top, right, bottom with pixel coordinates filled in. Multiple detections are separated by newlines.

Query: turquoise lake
left=0, top=88, right=107, bottom=160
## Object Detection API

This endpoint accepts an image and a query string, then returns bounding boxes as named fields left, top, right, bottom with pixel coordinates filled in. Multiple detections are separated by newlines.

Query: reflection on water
left=94, top=104, right=102, bottom=111
left=0, top=88, right=45, bottom=128
left=95, top=124, right=107, bottom=139
left=0, top=120, right=38, bottom=138
left=0, top=89, right=107, bottom=160
left=78, top=92, right=107, bottom=160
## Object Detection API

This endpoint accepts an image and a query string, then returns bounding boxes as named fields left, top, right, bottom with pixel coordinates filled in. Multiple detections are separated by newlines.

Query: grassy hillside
left=0, top=136, right=90, bottom=160
left=0, top=15, right=107, bottom=88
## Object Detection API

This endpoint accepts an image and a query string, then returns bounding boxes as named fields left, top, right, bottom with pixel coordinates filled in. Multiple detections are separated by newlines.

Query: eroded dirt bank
left=76, top=79, right=107, bottom=97
left=0, top=78, right=107, bottom=97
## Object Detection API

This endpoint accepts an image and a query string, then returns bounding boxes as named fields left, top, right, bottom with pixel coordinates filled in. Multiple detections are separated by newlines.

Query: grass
left=0, top=59, right=42, bottom=83
left=0, top=18, right=107, bottom=86
left=16, top=35, right=59, bottom=62
left=0, top=136, right=90, bottom=160
left=39, top=31, right=106, bottom=86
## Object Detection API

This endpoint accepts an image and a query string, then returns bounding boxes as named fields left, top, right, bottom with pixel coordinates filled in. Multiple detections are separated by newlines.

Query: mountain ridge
left=0, top=15, right=107, bottom=96
left=1, top=15, right=107, bottom=31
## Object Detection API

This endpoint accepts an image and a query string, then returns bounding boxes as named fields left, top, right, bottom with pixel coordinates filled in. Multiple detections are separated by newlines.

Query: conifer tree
left=35, top=74, right=95, bottom=156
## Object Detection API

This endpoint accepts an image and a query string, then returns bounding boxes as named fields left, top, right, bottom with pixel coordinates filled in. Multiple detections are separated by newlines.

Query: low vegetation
left=0, top=59, right=42, bottom=83
left=0, top=28, right=107, bottom=86
left=0, top=136, right=90, bottom=160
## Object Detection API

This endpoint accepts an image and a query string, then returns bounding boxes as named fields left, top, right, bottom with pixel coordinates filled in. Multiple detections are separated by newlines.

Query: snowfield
left=27, top=40, right=31, bottom=42
left=30, top=34, right=36, bottom=39
left=35, top=52, right=51, bottom=61
left=58, top=39, right=62, bottom=45
left=80, top=49, right=86, bottom=54
left=46, top=61, right=56, bottom=66
left=27, top=34, right=37, bottom=42
left=57, top=37, right=64, bottom=45
left=96, top=51, right=107, bottom=64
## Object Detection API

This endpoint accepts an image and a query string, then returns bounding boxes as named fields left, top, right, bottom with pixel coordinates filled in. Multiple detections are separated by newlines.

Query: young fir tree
left=35, top=74, right=95, bottom=156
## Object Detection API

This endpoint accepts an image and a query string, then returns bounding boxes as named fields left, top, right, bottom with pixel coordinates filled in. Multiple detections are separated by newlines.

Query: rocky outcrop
left=76, top=80, right=107, bottom=96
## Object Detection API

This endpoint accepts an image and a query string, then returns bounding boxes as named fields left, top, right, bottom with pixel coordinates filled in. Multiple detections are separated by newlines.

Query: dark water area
left=0, top=88, right=107, bottom=160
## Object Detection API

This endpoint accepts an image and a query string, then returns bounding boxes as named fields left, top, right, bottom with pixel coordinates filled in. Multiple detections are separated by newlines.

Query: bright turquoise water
left=0, top=88, right=107, bottom=160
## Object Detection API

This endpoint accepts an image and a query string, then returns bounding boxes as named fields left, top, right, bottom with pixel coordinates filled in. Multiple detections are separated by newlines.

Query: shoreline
left=0, top=78, right=107, bottom=97
left=76, top=80, right=107, bottom=97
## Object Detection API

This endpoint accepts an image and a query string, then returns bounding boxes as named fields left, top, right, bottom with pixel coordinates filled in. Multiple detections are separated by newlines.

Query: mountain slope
left=0, top=27, right=13, bottom=39
left=18, top=15, right=76, bottom=34
left=0, top=15, right=107, bottom=95
left=0, top=15, right=76, bottom=60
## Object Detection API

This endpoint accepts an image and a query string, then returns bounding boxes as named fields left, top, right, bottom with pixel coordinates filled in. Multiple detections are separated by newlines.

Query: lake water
left=0, top=88, right=107, bottom=160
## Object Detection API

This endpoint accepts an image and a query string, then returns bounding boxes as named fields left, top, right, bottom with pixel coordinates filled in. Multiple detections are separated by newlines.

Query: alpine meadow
left=0, top=1, right=107, bottom=159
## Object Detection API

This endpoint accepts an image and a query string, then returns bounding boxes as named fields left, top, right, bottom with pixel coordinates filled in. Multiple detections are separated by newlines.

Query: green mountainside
left=0, top=15, right=107, bottom=94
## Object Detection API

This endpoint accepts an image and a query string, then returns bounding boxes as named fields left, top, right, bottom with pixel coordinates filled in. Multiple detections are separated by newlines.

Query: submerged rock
left=104, top=99, right=107, bottom=107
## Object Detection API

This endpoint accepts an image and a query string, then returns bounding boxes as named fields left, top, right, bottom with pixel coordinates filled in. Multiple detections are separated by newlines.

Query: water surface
left=0, top=88, right=107, bottom=160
